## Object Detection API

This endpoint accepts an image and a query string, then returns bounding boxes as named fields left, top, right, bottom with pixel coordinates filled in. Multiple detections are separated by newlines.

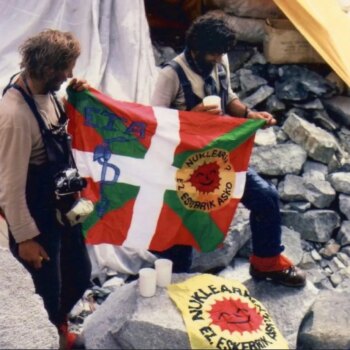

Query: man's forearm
left=226, top=99, right=250, bottom=118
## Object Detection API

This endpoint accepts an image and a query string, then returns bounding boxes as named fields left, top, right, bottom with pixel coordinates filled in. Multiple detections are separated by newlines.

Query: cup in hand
left=202, top=95, right=221, bottom=111
left=155, top=259, right=173, bottom=287
left=138, top=268, right=157, bottom=297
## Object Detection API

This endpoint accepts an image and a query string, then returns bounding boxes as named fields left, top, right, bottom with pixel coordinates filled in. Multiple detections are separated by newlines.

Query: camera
left=54, top=168, right=87, bottom=196
left=54, top=168, right=94, bottom=226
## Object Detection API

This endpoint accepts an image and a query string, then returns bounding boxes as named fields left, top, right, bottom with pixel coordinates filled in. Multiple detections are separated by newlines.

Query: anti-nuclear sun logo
left=209, top=297, right=264, bottom=334
left=176, top=148, right=236, bottom=212
left=189, top=162, right=221, bottom=194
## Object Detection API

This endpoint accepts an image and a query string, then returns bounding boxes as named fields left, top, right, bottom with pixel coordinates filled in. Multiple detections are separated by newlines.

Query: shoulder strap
left=217, top=64, right=228, bottom=113
left=166, top=60, right=201, bottom=111
left=9, top=83, right=50, bottom=134
left=4, top=83, right=74, bottom=167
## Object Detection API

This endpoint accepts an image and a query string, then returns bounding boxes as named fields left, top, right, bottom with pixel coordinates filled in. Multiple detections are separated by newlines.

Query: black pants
left=9, top=164, right=91, bottom=326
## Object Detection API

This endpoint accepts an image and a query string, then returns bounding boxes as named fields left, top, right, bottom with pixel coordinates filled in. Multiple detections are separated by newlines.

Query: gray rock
left=219, top=258, right=251, bottom=284
left=327, top=257, right=346, bottom=274
left=319, top=259, right=329, bottom=269
left=0, top=248, right=59, bottom=349
left=311, top=249, right=322, bottom=262
left=283, top=113, right=339, bottom=164
left=303, top=179, right=336, bottom=209
left=324, top=266, right=333, bottom=276
left=281, top=210, right=341, bottom=242
left=230, top=73, right=240, bottom=91
left=298, top=252, right=318, bottom=270
left=281, top=226, right=304, bottom=265
left=323, top=96, right=350, bottom=127
left=276, top=65, right=335, bottom=101
left=190, top=206, right=251, bottom=273
left=330, top=272, right=344, bottom=287
left=228, top=46, right=255, bottom=72
left=244, top=50, right=267, bottom=66
left=327, top=172, right=350, bottom=194
left=284, top=202, right=311, bottom=213
left=311, top=110, right=340, bottom=132
left=301, top=240, right=314, bottom=251
left=276, top=129, right=289, bottom=143
left=327, top=152, right=350, bottom=173
left=303, top=161, right=328, bottom=181
left=341, top=245, right=350, bottom=257
left=319, top=239, right=341, bottom=259
left=254, top=128, right=277, bottom=146
left=336, top=276, right=350, bottom=291
left=337, top=221, right=350, bottom=246
left=266, top=95, right=286, bottom=113
left=297, top=289, right=350, bottom=349
left=239, top=69, right=268, bottom=93
left=293, top=99, right=324, bottom=110
left=336, top=252, right=350, bottom=267
left=251, top=144, right=307, bottom=176
left=84, top=278, right=190, bottom=349
left=278, top=175, right=306, bottom=202
left=244, top=279, right=318, bottom=349
left=331, top=257, right=346, bottom=270
left=337, top=127, right=350, bottom=154
left=304, top=268, right=328, bottom=289
left=242, top=85, right=274, bottom=109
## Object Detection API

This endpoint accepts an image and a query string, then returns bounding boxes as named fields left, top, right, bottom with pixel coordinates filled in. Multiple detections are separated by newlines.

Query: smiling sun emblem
left=209, top=297, right=263, bottom=334
left=176, top=148, right=236, bottom=212
left=189, top=161, right=220, bottom=193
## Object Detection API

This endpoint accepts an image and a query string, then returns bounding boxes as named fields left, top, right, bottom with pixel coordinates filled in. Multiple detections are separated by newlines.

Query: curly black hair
left=185, top=12, right=237, bottom=54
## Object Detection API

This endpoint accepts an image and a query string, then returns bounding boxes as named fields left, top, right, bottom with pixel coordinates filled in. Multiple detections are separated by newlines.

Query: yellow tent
left=273, top=0, right=350, bottom=87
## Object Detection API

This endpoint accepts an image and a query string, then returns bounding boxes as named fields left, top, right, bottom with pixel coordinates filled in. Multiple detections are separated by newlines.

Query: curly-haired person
left=0, top=29, right=92, bottom=349
left=152, top=13, right=306, bottom=288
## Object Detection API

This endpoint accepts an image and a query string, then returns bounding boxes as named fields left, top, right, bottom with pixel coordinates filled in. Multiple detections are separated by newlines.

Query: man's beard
left=194, top=53, right=215, bottom=77
left=43, top=77, right=63, bottom=93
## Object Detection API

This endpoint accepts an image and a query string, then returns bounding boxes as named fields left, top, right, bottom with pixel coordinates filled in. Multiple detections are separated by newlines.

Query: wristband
left=243, top=106, right=251, bottom=118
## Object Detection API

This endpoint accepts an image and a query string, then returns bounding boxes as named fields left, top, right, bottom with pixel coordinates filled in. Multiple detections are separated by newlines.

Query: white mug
left=203, top=95, right=221, bottom=110
left=155, top=259, right=173, bottom=287
left=138, top=268, right=157, bottom=297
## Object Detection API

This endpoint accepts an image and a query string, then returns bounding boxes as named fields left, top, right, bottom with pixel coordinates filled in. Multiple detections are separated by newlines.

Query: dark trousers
left=159, top=167, right=284, bottom=272
left=9, top=164, right=91, bottom=326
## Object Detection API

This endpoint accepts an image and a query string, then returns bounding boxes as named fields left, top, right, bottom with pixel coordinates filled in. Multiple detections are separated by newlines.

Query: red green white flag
left=66, top=88, right=264, bottom=253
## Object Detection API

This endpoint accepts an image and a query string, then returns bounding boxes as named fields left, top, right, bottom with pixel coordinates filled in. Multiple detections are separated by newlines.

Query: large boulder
left=84, top=270, right=317, bottom=350
left=0, top=248, right=59, bottom=349
left=250, top=143, right=307, bottom=176
left=283, top=113, right=339, bottom=164
left=281, top=210, right=341, bottom=242
left=297, top=288, right=350, bottom=349
left=83, top=280, right=190, bottom=349
left=339, top=194, right=350, bottom=219
left=303, top=179, right=336, bottom=209
left=244, top=279, right=318, bottom=349
left=327, top=172, right=350, bottom=195
left=323, top=96, right=350, bottom=127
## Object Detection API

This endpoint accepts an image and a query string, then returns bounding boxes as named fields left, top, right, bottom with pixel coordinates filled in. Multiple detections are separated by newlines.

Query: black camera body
left=54, top=168, right=87, bottom=196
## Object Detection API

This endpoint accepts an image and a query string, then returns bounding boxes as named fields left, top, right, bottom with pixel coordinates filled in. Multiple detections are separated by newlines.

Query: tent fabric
left=0, top=0, right=159, bottom=280
left=273, top=0, right=350, bottom=87
left=0, top=0, right=158, bottom=103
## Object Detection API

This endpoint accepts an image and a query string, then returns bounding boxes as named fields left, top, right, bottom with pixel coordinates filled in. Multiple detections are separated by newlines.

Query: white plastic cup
left=155, top=259, right=173, bottom=287
left=138, top=268, right=157, bottom=297
left=203, top=95, right=221, bottom=110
